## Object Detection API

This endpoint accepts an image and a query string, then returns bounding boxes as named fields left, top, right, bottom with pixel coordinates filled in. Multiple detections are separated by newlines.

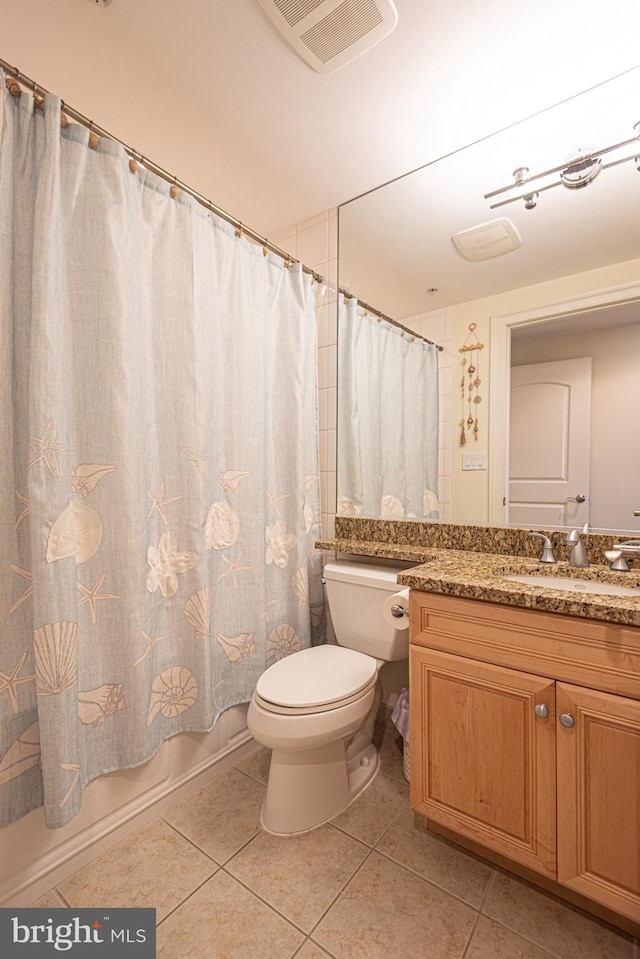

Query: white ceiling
left=339, top=66, right=640, bottom=316
left=1, top=0, right=640, bottom=243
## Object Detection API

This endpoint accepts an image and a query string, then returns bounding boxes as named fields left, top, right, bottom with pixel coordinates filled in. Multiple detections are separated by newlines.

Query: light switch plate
left=461, top=452, right=486, bottom=470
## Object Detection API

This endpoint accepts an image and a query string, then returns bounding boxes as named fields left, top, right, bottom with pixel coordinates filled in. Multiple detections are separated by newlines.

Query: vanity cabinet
left=409, top=591, right=640, bottom=927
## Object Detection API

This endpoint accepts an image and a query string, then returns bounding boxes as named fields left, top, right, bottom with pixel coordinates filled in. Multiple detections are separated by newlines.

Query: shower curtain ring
left=6, top=73, right=21, bottom=98
left=33, top=82, right=44, bottom=110
left=88, top=120, right=99, bottom=150
left=170, top=177, right=179, bottom=199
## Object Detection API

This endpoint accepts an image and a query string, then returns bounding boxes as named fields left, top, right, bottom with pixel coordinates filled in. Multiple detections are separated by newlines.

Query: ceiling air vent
left=451, top=219, right=522, bottom=262
left=255, top=0, right=398, bottom=73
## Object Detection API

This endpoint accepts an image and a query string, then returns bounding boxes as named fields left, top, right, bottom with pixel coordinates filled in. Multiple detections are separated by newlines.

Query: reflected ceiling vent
left=451, top=218, right=522, bottom=262
left=255, top=0, right=398, bottom=73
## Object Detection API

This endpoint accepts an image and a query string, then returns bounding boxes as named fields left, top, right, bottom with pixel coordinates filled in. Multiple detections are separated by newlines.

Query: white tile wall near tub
left=271, top=211, right=338, bottom=539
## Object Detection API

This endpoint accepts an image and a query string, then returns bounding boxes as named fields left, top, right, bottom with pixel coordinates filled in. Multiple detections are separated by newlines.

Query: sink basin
left=505, top=574, right=640, bottom=598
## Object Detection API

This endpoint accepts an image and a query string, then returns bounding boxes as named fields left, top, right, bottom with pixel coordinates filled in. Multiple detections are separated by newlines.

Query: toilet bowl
left=247, top=561, right=408, bottom=835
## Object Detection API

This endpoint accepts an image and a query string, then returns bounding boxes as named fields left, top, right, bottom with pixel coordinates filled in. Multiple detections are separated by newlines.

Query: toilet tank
left=323, top=560, right=409, bottom=661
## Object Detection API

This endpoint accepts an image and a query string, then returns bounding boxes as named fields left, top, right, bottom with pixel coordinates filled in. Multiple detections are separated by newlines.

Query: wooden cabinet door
left=557, top=683, right=640, bottom=924
left=410, top=645, right=556, bottom=877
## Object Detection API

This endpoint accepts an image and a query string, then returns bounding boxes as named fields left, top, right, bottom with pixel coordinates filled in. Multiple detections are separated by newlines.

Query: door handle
left=559, top=712, right=575, bottom=728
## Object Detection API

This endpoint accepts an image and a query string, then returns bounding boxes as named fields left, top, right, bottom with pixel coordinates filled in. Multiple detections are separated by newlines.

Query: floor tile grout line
left=160, top=808, right=270, bottom=871
left=460, top=870, right=498, bottom=959
left=480, top=872, right=636, bottom=957
left=51, top=887, right=72, bottom=908
left=158, top=815, right=224, bottom=867
left=466, top=911, right=565, bottom=959
left=230, top=760, right=269, bottom=789
left=305, top=846, right=378, bottom=940
left=370, top=843, right=489, bottom=914
left=327, top=792, right=407, bottom=850
left=477, top=866, right=498, bottom=911
left=369, top=795, right=410, bottom=848
left=217, top=863, right=311, bottom=938
left=459, top=911, right=483, bottom=959
left=222, top=820, right=375, bottom=937
left=302, top=938, right=341, bottom=959
left=155, top=869, right=223, bottom=929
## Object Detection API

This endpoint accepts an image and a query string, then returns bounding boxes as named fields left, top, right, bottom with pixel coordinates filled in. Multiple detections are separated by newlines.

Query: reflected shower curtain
left=338, top=298, right=439, bottom=520
left=0, top=83, right=324, bottom=828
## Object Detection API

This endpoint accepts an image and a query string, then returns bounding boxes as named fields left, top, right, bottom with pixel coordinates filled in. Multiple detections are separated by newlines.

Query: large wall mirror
left=338, top=66, right=640, bottom=534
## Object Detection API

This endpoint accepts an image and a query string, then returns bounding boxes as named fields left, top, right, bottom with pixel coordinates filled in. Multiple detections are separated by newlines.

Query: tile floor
left=31, top=723, right=638, bottom=959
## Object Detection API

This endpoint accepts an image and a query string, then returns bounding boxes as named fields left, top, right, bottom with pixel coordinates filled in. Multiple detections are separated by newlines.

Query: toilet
left=247, top=560, right=409, bottom=835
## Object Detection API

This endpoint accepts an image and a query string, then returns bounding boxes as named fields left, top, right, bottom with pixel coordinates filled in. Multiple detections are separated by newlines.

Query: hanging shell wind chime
left=459, top=323, right=484, bottom=445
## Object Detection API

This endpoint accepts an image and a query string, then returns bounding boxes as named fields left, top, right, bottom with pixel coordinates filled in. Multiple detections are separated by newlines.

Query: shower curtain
left=338, top=298, right=439, bottom=520
left=0, top=82, right=324, bottom=829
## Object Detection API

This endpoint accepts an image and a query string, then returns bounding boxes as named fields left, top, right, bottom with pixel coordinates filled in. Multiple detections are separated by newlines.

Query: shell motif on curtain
left=0, top=80, right=325, bottom=828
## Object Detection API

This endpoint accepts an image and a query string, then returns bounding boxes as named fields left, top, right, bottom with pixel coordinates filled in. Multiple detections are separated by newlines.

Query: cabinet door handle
left=534, top=704, right=549, bottom=718
left=559, top=712, right=575, bottom=728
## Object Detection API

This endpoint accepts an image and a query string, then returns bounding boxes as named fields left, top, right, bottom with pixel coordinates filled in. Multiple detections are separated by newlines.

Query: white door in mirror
left=509, top=358, right=591, bottom=529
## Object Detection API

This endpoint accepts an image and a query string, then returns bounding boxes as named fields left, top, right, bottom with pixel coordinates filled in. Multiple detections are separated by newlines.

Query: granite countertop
left=316, top=537, right=640, bottom=628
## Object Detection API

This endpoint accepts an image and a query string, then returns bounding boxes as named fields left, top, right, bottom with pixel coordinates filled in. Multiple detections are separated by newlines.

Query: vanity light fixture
left=485, top=121, right=640, bottom=210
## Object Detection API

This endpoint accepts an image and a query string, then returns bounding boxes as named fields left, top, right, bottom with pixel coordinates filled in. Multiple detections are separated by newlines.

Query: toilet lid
left=256, top=645, right=378, bottom=709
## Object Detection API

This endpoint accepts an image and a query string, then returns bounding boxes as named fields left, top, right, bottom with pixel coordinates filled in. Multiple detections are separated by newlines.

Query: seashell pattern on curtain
left=0, top=79, right=325, bottom=828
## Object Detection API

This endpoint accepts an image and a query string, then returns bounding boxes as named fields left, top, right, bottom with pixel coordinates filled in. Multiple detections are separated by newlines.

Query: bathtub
left=0, top=704, right=251, bottom=905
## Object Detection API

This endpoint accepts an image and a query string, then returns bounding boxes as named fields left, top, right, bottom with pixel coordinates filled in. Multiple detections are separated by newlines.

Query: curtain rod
left=0, top=58, right=323, bottom=282
left=341, top=294, right=444, bottom=351
left=0, top=58, right=444, bottom=352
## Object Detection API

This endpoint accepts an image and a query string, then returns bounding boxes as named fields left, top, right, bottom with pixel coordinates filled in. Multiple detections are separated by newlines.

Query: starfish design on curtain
left=217, top=552, right=253, bottom=587
left=8, top=565, right=33, bottom=615
left=0, top=652, right=36, bottom=715
left=181, top=445, right=211, bottom=478
left=266, top=486, right=290, bottom=516
left=147, top=483, right=182, bottom=525
left=14, top=490, right=30, bottom=529
left=146, top=532, right=197, bottom=598
left=76, top=574, right=120, bottom=624
left=28, top=418, right=69, bottom=478
left=133, top=630, right=165, bottom=667
left=261, top=598, right=278, bottom=620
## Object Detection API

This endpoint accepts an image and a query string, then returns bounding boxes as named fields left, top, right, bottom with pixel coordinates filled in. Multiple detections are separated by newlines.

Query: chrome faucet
left=605, top=540, right=640, bottom=571
left=527, top=531, right=557, bottom=564
left=566, top=528, right=590, bottom=568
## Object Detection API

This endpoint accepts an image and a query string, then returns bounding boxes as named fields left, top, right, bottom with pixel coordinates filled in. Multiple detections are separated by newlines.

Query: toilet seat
left=255, top=645, right=378, bottom=716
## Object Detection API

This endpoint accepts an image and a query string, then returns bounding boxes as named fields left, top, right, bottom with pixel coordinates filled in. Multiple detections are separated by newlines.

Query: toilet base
left=261, top=739, right=379, bottom=836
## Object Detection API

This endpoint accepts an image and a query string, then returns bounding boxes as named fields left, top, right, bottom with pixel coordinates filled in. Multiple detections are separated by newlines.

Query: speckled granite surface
left=331, top=517, right=629, bottom=559
left=316, top=520, right=640, bottom=627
